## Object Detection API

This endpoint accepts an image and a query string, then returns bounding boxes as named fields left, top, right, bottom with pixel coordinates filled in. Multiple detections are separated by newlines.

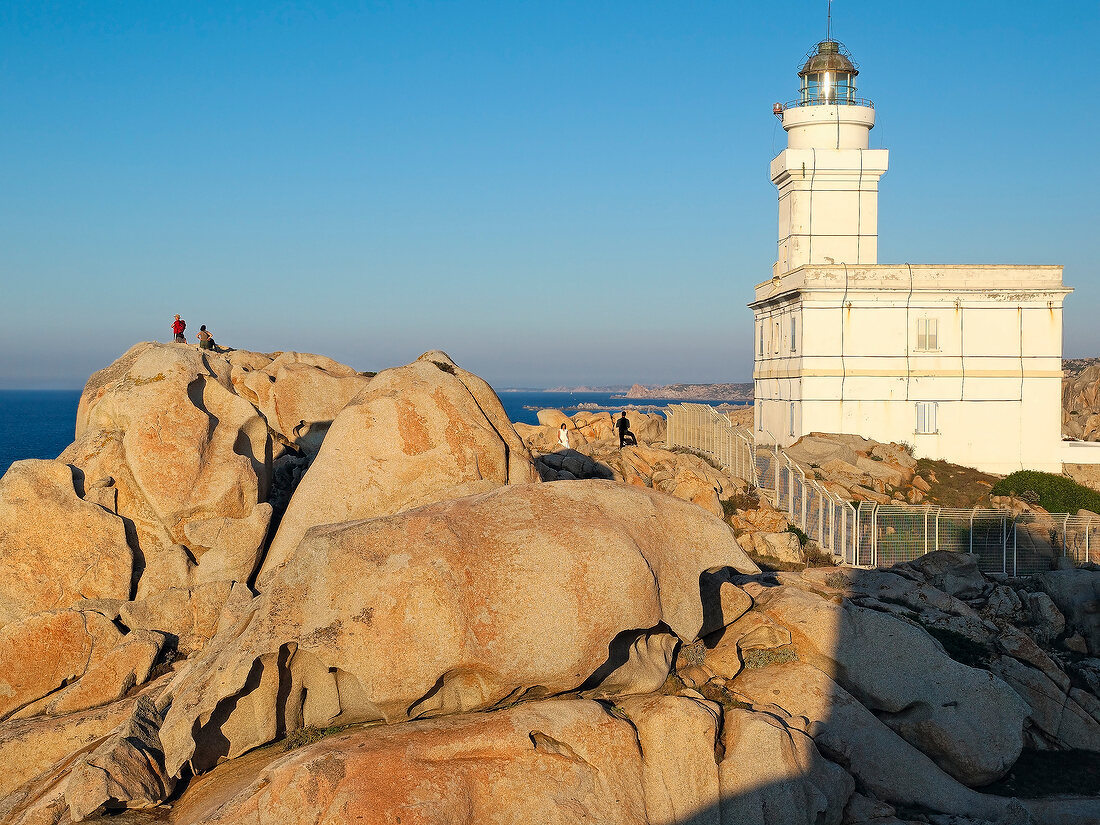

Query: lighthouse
left=749, top=34, right=1076, bottom=475
left=771, top=40, right=888, bottom=275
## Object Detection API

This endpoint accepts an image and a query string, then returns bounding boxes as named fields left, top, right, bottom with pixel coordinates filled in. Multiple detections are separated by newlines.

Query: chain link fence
left=853, top=505, right=1100, bottom=576
left=663, top=405, right=1099, bottom=574
left=664, top=403, right=756, bottom=483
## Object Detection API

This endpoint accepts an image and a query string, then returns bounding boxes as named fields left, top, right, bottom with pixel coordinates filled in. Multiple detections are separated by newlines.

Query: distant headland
left=506, top=382, right=755, bottom=401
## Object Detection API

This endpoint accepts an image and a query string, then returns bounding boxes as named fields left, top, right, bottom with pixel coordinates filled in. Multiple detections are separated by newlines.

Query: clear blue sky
left=2, top=1, right=1097, bottom=389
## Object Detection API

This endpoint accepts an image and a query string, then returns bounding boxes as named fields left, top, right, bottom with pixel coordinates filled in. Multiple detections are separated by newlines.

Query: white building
left=750, top=39, right=1074, bottom=474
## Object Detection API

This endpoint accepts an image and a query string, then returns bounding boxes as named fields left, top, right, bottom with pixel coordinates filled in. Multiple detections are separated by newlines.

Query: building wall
left=772, top=148, right=887, bottom=276
left=751, top=265, right=1069, bottom=474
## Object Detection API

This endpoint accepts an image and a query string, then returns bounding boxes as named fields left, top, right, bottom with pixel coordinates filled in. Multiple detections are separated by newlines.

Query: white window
left=916, top=318, right=938, bottom=351
left=755, top=403, right=761, bottom=432
left=773, top=320, right=781, bottom=354
left=758, top=321, right=764, bottom=356
left=916, top=401, right=938, bottom=434
left=789, top=402, right=796, bottom=437
left=790, top=316, right=798, bottom=352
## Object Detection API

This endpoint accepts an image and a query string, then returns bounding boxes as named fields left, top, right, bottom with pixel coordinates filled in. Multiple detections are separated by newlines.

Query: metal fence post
left=872, top=504, right=879, bottom=567
left=819, top=487, right=825, bottom=545
left=1013, top=519, right=1018, bottom=577
left=800, top=468, right=807, bottom=529
left=788, top=458, right=795, bottom=519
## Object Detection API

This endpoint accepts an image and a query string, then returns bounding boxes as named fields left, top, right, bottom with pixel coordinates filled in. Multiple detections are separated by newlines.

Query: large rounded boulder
left=60, top=343, right=273, bottom=597
left=257, top=350, right=540, bottom=584
left=160, top=480, right=758, bottom=774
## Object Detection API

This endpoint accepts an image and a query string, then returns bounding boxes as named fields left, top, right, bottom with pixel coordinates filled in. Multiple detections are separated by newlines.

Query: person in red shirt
left=172, top=314, right=187, bottom=343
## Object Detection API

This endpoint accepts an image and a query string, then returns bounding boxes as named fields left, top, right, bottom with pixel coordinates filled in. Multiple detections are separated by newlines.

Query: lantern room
left=798, top=40, right=859, bottom=105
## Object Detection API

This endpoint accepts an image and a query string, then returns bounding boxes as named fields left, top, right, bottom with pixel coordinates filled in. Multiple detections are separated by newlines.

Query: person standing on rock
left=558, top=422, right=570, bottom=449
left=617, top=412, right=634, bottom=448
left=171, top=314, right=186, bottom=343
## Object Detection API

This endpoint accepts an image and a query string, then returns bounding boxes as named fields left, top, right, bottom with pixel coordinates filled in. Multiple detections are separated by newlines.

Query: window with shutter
left=917, top=318, right=939, bottom=351
left=916, top=401, right=938, bottom=434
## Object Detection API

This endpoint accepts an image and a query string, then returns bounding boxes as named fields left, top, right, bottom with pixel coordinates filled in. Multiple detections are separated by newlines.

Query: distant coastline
left=501, top=383, right=755, bottom=401
left=622, top=382, right=754, bottom=401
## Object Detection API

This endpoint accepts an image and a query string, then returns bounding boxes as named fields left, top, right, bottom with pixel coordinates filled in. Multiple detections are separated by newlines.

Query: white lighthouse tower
left=750, top=33, right=1075, bottom=475
left=771, top=39, right=888, bottom=275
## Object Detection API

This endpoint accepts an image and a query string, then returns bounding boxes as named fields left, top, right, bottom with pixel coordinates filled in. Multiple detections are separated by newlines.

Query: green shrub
left=283, top=724, right=349, bottom=751
left=991, top=471, right=1100, bottom=515
left=743, top=647, right=799, bottom=669
left=722, top=491, right=759, bottom=517
left=660, top=672, right=687, bottom=694
left=786, top=524, right=810, bottom=546
left=696, top=679, right=753, bottom=711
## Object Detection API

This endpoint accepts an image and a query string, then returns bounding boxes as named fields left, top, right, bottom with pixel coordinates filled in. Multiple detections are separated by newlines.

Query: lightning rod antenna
left=826, top=0, right=833, bottom=41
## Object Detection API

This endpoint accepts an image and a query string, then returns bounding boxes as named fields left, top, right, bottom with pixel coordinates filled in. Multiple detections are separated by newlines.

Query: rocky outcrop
left=160, top=481, right=758, bottom=775
left=60, top=343, right=274, bottom=599
left=0, top=678, right=175, bottom=825
left=0, top=460, right=133, bottom=626
left=8, top=345, right=1100, bottom=824
left=719, top=706, right=852, bottom=825
left=119, top=581, right=247, bottom=657
left=151, top=697, right=849, bottom=825
left=518, top=409, right=750, bottom=523
left=230, top=351, right=371, bottom=454
left=1033, top=569, right=1100, bottom=655
left=517, top=408, right=814, bottom=569
left=0, top=610, right=125, bottom=722
left=525, top=407, right=667, bottom=452
left=753, top=582, right=1030, bottom=785
left=51, top=343, right=372, bottom=605
left=187, top=701, right=654, bottom=824
left=0, top=687, right=149, bottom=803
left=784, top=433, right=930, bottom=505
left=1063, top=363, right=1100, bottom=441
left=256, top=351, right=539, bottom=584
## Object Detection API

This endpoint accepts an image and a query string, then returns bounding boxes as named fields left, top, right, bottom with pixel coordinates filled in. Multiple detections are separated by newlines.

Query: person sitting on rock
left=558, top=422, right=570, bottom=449
left=171, top=314, right=186, bottom=343
left=617, top=412, right=636, bottom=448
left=196, top=325, right=217, bottom=352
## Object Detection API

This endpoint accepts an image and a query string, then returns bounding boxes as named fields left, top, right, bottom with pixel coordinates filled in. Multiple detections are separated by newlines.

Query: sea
left=0, top=389, right=742, bottom=475
left=0, top=390, right=83, bottom=475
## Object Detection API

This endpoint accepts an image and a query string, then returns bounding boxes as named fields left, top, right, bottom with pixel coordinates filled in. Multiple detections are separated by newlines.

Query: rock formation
left=256, top=350, right=538, bottom=584
left=4, top=345, right=1100, bottom=824
left=1064, top=363, right=1100, bottom=441
left=0, top=461, right=132, bottom=625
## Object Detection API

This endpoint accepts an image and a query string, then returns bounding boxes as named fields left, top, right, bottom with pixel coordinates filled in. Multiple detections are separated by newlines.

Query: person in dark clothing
left=172, top=314, right=186, bottom=343
left=617, top=412, right=636, bottom=448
